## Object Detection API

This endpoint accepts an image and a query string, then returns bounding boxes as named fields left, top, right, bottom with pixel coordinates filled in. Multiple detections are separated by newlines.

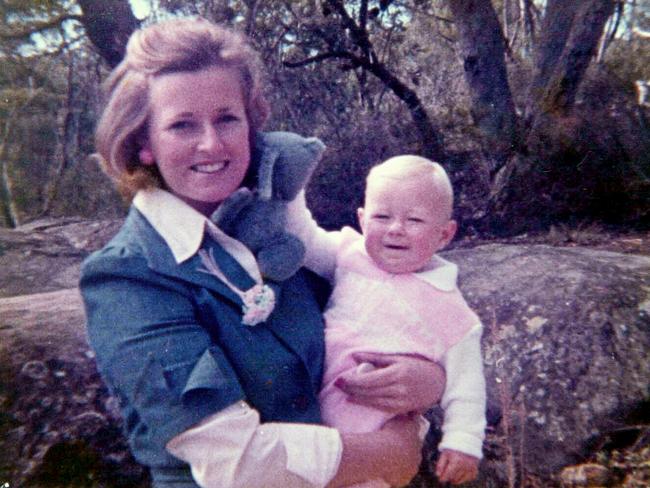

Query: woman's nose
left=197, top=125, right=224, bottom=153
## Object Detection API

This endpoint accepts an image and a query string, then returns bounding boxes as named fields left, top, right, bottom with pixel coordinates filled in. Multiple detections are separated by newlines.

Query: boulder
left=416, top=244, right=650, bottom=487
left=0, top=218, right=122, bottom=297
left=0, top=288, right=149, bottom=487
left=1, top=220, right=648, bottom=487
left=0, top=218, right=147, bottom=487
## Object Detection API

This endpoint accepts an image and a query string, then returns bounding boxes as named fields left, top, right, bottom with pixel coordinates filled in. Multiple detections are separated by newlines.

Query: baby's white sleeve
left=438, top=323, right=486, bottom=459
left=286, top=190, right=341, bottom=281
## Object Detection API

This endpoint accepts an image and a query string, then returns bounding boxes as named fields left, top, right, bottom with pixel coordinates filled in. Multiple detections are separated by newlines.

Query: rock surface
left=1, top=219, right=649, bottom=487
left=0, top=218, right=147, bottom=487
left=0, top=218, right=122, bottom=297
left=422, top=244, right=650, bottom=486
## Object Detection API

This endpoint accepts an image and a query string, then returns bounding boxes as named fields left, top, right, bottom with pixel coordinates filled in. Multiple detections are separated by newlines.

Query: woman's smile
left=191, top=161, right=228, bottom=173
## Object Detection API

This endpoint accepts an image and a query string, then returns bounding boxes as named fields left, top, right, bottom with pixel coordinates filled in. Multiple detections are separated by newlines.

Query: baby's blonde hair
left=366, top=155, right=454, bottom=221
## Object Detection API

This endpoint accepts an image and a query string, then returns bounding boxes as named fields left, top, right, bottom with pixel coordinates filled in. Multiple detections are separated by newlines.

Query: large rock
left=419, top=244, right=650, bottom=486
left=1, top=220, right=648, bottom=487
left=0, top=218, right=122, bottom=297
left=0, top=288, right=149, bottom=487
left=0, top=218, right=147, bottom=487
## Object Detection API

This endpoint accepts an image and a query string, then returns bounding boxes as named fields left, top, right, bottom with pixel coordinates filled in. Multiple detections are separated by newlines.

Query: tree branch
left=0, top=14, right=82, bottom=41
left=326, top=0, right=375, bottom=60
left=283, top=51, right=358, bottom=68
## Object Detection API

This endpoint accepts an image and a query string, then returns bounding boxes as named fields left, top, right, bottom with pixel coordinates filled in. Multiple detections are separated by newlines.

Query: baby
left=289, top=155, right=486, bottom=486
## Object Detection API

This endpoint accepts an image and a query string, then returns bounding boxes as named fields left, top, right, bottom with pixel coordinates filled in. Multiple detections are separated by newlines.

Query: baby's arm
left=286, top=190, right=341, bottom=281
left=437, top=323, right=486, bottom=483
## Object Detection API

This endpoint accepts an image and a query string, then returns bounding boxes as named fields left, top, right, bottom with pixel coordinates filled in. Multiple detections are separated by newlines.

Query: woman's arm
left=168, top=402, right=423, bottom=488
left=83, top=253, right=422, bottom=488
left=81, top=254, right=246, bottom=446
left=167, top=402, right=342, bottom=487
left=328, top=415, right=423, bottom=487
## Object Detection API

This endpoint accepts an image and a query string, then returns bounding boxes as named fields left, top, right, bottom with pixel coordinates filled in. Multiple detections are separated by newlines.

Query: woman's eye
left=216, top=114, right=239, bottom=124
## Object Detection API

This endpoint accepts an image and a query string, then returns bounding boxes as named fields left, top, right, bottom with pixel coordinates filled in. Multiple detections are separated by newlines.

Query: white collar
left=415, top=254, right=458, bottom=292
left=133, top=189, right=261, bottom=280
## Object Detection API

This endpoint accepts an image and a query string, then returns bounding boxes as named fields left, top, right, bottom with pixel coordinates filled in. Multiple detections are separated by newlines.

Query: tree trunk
left=526, top=0, right=576, bottom=117
left=0, top=101, right=29, bottom=228
left=448, top=0, right=519, bottom=156
left=42, top=53, right=76, bottom=217
left=527, top=0, right=615, bottom=118
left=520, top=0, right=536, bottom=49
left=76, top=0, right=139, bottom=68
left=488, top=0, right=617, bottom=235
left=0, top=157, right=19, bottom=228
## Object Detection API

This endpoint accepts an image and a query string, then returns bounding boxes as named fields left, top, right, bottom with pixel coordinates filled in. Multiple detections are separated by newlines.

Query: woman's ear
left=138, top=147, right=155, bottom=165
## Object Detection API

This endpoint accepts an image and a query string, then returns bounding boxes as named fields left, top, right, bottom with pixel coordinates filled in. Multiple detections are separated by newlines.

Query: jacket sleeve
left=80, top=252, right=246, bottom=453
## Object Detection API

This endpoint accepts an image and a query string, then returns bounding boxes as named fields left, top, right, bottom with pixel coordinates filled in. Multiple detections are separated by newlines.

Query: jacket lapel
left=126, top=208, right=247, bottom=308
left=126, top=208, right=291, bottom=337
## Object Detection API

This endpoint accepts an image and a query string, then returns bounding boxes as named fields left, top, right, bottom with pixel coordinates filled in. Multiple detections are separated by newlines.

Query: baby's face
left=358, top=175, right=456, bottom=274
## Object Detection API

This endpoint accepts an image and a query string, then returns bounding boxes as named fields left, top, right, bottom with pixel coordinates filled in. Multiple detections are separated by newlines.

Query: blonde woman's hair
left=366, top=155, right=454, bottom=220
left=94, top=17, right=269, bottom=198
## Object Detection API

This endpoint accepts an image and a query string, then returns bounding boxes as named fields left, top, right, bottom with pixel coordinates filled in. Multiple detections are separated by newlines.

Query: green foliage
left=0, top=22, right=120, bottom=226
left=0, top=0, right=82, bottom=57
left=0, top=0, right=647, bottom=233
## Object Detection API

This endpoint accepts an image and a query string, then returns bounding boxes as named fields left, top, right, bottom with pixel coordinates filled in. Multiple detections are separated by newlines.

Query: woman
left=80, top=17, right=444, bottom=488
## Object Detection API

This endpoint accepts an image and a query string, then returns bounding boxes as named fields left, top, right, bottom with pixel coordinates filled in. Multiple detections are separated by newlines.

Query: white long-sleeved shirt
left=133, top=189, right=342, bottom=488
left=286, top=192, right=487, bottom=458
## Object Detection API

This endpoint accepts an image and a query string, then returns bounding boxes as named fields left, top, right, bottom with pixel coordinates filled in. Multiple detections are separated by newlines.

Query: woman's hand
left=436, top=449, right=479, bottom=485
left=334, top=352, right=446, bottom=414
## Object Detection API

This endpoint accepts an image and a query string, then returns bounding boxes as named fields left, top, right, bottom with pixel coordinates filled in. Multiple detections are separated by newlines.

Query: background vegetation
left=1, top=0, right=648, bottom=237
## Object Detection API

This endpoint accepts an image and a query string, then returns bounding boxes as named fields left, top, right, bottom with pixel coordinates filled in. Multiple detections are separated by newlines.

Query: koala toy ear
left=262, top=132, right=326, bottom=201
left=277, top=137, right=325, bottom=201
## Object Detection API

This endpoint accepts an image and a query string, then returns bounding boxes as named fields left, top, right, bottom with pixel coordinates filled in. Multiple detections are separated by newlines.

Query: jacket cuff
left=132, top=348, right=246, bottom=447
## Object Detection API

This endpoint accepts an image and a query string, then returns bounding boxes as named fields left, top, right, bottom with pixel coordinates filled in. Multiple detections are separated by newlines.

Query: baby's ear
left=357, top=207, right=366, bottom=233
left=439, top=219, right=457, bottom=248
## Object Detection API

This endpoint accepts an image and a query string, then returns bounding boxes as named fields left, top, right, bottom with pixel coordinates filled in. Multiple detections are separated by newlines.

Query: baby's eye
left=168, top=120, right=194, bottom=131
left=372, top=214, right=390, bottom=220
left=407, top=217, right=425, bottom=223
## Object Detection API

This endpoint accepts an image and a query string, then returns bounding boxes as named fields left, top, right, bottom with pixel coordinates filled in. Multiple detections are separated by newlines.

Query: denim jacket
left=80, top=188, right=328, bottom=486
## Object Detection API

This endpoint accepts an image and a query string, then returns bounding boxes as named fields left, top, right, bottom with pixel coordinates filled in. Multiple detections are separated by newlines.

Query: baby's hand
left=435, top=449, right=479, bottom=485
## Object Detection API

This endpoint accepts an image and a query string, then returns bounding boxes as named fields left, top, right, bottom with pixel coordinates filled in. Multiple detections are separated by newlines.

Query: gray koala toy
left=211, top=131, right=325, bottom=282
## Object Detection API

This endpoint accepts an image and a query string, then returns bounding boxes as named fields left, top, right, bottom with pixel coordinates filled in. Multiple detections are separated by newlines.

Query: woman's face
left=142, top=66, right=250, bottom=215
